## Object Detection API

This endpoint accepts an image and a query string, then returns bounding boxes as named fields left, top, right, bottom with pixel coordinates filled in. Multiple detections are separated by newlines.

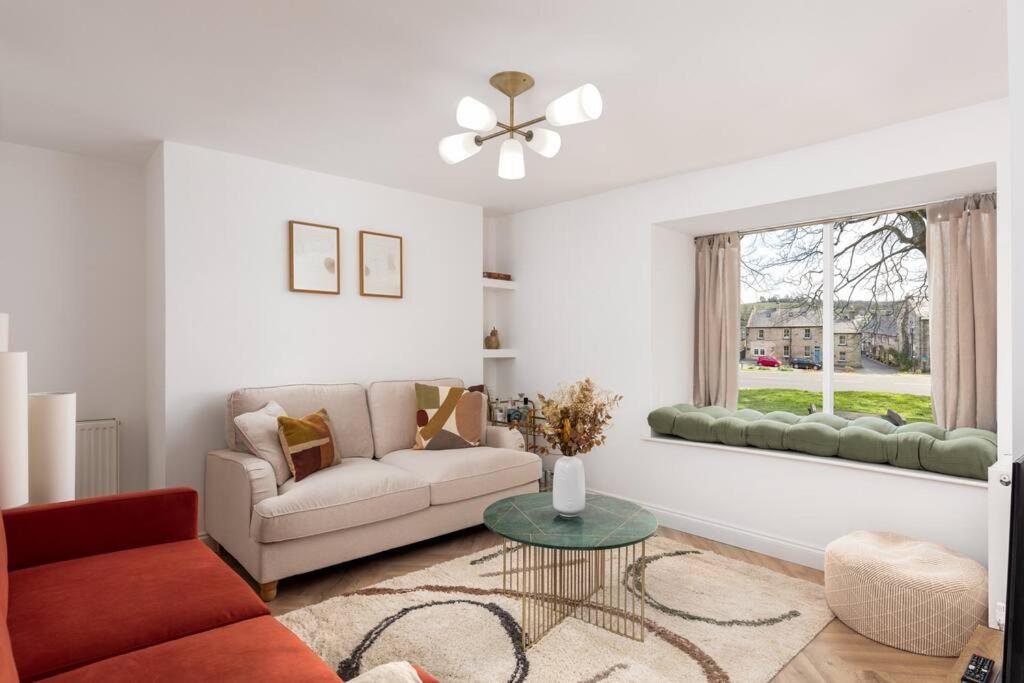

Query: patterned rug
left=278, top=536, right=834, bottom=682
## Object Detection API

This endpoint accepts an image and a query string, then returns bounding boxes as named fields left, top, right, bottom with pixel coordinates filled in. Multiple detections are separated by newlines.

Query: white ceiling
left=0, top=1, right=1008, bottom=215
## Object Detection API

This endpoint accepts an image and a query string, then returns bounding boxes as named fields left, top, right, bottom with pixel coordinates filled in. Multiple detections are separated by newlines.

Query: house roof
left=746, top=305, right=859, bottom=334
left=861, top=314, right=899, bottom=337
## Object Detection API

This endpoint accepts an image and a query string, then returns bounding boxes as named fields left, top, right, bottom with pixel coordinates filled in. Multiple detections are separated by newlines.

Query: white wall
left=992, top=0, right=1024, bottom=628
left=496, top=99, right=1010, bottom=569
left=144, top=145, right=166, bottom=488
left=0, top=141, right=148, bottom=492
left=151, top=143, right=484, bottom=521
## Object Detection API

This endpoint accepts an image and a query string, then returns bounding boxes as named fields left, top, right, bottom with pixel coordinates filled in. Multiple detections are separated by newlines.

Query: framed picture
left=289, top=221, right=340, bottom=294
left=359, top=230, right=403, bottom=298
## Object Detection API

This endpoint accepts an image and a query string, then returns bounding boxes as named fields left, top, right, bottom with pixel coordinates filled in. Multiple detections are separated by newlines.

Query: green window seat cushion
left=647, top=404, right=996, bottom=480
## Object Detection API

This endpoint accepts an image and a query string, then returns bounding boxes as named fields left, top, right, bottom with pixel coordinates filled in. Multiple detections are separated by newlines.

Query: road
left=739, top=359, right=931, bottom=396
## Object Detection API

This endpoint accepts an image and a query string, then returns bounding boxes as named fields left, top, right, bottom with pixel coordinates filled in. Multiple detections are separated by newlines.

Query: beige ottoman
left=824, top=531, right=987, bottom=657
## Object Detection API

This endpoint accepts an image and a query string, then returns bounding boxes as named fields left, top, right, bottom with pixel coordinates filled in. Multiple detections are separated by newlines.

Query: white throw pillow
left=348, top=662, right=422, bottom=683
left=233, top=400, right=291, bottom=485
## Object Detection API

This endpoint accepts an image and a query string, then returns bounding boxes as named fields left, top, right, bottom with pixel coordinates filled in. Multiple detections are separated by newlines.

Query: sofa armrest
left=205, top=450, right=277, bottom=560
left=2, top=487, right=198, bottom=571
left=486, top=425, right=526, bottom=451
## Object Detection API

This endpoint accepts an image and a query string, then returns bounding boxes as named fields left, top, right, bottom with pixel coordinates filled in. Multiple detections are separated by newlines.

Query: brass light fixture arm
left=475, top=115, right=546, bottom=146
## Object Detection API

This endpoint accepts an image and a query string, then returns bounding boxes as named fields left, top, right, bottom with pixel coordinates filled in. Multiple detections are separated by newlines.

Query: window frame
left=803, top=328, right=811, bottom=339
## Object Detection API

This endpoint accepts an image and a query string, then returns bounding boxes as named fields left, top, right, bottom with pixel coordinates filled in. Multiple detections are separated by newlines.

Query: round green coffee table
left=483, top=492, right=657, bottom=647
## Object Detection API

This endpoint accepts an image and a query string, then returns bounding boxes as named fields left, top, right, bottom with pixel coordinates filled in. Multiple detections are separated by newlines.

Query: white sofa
left=205, top=378, right=541, bottom=600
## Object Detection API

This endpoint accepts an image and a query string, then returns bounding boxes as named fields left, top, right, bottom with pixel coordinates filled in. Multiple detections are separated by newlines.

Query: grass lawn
left=738, top=388, right=934, bottom=423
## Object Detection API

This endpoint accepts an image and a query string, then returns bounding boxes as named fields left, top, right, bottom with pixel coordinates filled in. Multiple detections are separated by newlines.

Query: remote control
left=961, top=653, right=995, bottom=683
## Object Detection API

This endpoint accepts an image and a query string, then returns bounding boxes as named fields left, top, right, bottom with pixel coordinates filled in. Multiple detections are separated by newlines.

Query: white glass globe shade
left=526, top=128, right=561, bottom=158
left=497, top=138, right=525, bottom=180
left=455, top=96, right=497, bottom=132
left=544, top=83, right=603, bottom=127
left=438, top=132, right=481, bottom=165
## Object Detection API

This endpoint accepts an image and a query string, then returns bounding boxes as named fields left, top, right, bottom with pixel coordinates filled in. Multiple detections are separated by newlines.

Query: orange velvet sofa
left=0, top=488, right=416, bottom=682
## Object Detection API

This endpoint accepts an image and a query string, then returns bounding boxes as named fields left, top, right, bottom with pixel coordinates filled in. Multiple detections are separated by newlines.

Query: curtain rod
left=692, top=192, right=996, bottom=241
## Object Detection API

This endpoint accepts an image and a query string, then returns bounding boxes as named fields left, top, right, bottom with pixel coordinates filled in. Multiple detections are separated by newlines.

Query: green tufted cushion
left=713, top=416, right=751, bottom=446
left=838, top=426, right=891, bottom=464
left=648, top=403, right=997, bottom=480
left=745, top=420, right=788, bottom=450
left=647, top=405, right=684, bottom=435
left=800, top=413, right=849, bottom=431
left=784, top=422, right=840, bottom=456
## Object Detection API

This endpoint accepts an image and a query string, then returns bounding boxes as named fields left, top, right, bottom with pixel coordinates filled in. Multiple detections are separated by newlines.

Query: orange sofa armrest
left=2, top=487, right=198, bottom=570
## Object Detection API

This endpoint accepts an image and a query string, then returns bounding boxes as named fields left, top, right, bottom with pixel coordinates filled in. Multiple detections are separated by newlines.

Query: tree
left=741, top=210, right=927, bottom=326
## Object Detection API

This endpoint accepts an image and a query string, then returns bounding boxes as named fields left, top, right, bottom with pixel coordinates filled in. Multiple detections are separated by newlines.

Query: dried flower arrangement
left=534, top=378, right=622, bottom=457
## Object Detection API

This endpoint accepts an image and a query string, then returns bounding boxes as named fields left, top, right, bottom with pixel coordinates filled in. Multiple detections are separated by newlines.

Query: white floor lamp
left=29, top=391, right=77, bottom=503
left=0, top=313, right=29, bottom=509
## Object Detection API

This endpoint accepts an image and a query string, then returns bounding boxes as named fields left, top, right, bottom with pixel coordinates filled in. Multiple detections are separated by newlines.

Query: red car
left=756, top=355, right=781, bottom=367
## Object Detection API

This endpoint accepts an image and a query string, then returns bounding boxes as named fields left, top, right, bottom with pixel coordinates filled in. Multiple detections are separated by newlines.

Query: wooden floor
left=212, top=526, right=956, bottom=682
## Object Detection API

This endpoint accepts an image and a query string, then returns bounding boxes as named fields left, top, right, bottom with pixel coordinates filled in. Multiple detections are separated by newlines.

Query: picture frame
left=359, top=230, right=404, bottom=298
left=289, top=221, right=340, bottom=295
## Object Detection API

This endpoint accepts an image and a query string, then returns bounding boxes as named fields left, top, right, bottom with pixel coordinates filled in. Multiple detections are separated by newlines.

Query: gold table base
left=502, top=539, right=646, bottom=648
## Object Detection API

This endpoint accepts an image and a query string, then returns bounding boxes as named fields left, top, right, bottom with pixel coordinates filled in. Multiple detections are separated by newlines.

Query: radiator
left=75, top=419, right=119, bottom=498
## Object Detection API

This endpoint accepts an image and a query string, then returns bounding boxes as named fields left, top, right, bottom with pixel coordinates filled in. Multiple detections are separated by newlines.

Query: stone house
left=745, top=305, right=862, bottom=367
left=860, top=300, right=930, bottom=371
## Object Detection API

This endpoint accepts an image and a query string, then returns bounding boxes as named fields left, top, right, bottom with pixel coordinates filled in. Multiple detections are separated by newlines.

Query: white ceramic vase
left=552, top=455, right=586, bottom=516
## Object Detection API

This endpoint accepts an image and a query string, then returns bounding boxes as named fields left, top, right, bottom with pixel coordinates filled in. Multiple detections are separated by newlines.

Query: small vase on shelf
left=552, top=455, right=586, bottom=517
left=484, top=327, right=501, bottom=350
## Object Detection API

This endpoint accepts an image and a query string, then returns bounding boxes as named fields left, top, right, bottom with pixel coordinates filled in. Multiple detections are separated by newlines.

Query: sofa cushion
left=367, top=378, right=463, bottom=458
left=414, top=384, right=485, bottom=450
left=380, top=447, right=541, bottom=505
left=7, top=539, right=268, bottom=681
left=277, top=409, right=339, bottom=482
left=227, top=383, right=374, bottom=459
left=1, top=514, right=18, bottom=683
left=234, top=400, right=291, bottom=486
left=39, top=616, right=337, bottom=683
left=251, top=458, right=429, bottom=543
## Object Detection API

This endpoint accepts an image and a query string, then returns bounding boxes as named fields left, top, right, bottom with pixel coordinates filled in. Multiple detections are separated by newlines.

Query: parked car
left=791, top=357, right=822, bottom=370
left=756, top=356, right=781, bottom=367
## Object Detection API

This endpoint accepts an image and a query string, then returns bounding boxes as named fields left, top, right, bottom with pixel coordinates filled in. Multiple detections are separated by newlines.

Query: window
left=740, top=208, right=933, bottom=423
left=757, top=329, right=764, bottom=340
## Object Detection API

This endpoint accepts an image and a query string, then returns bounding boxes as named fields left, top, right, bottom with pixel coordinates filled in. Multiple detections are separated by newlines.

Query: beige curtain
left=693, top=232, right=740, bottom=409
left=927, top=194, right=997, bottom=430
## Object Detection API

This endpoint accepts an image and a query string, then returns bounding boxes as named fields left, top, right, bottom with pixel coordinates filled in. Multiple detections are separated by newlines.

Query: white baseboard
left=588, top=488, right=827, bottom=570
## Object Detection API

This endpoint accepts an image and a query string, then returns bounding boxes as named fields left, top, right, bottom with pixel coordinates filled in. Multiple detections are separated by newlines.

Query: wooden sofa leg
left=259, top=581, right=278, bottom=602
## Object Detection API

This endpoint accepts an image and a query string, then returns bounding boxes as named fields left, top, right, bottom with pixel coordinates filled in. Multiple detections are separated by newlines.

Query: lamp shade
left=455, top=96, right=497, bottom=132
left=497, top=138, right=525, bottom=180
left=527, top=128, right=561, bottom=158
left=29, top=392, right=77, bottom=504
left=545, top=83, right=603, bottom=127
left=438, top=132, right=482, bottom=165
left=0, top=351, right=29, bottom=508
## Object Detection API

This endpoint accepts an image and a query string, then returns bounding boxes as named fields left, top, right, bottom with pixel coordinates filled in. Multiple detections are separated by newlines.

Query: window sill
left=641, top=435, right=987, bottom=489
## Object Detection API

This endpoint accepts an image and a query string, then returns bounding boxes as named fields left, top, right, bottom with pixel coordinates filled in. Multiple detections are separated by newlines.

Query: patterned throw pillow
left=277, top=409, right=338, bottom=481
left=414, top=384, right=485, bottom=450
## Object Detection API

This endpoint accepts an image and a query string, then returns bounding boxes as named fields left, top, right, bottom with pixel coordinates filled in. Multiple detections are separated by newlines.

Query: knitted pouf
left=824, top=531, right=987, bottom=657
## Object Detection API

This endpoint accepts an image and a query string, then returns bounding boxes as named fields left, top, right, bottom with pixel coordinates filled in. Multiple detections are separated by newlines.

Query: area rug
left=278, top=536, right=834, bottom=682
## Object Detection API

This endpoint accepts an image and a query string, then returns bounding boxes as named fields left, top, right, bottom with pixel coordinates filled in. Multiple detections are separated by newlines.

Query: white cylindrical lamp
left=29, top=392, right=77, bottom=504
left=0, top=351, right=29, bottom=508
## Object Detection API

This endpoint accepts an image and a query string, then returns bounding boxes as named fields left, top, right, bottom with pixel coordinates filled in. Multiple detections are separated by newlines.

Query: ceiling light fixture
left=438, top=71, right=602, bottom=180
